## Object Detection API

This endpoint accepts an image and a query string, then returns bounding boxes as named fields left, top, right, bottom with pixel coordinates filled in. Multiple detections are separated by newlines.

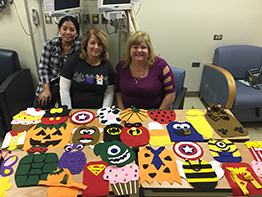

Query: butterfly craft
left=0, top=150, right=18, bottom=177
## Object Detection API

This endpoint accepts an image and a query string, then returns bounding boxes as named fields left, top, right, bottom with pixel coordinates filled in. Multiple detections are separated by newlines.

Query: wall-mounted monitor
left=49, top=0, right=81, bottom=17
left=97, top=0, right=132, bottom=12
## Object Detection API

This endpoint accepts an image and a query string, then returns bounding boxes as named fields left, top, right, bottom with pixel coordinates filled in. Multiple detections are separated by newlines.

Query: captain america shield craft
left=70, top=110, right=95, bottom=125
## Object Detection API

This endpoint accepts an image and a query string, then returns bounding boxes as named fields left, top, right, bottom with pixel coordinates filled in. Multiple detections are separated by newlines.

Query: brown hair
left=79, top=29, right=109, bottom=61
left=122, top=31, right=155, bottom=68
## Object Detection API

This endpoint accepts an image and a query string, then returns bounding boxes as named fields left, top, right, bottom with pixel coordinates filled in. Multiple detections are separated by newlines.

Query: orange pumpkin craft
left=119, top=106, right=148, bottom=123
left=22, top=122, right=74, bottom=150
left=138, top=146, right=182, bottom=185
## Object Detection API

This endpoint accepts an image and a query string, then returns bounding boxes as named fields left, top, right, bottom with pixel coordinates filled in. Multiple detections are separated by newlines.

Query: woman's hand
left=37, top=84, right=52, bottom=106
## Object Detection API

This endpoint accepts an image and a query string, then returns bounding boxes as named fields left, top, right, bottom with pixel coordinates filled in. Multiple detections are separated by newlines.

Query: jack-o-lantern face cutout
left=41, top=105, right=71, bottom=125
left=103, top=124, right=123, bottom=142
left=22, top=122, right=73, bottom=150
left=72, top=126, right=100, bottom=145
left=120, top=123, right=149, bottom=147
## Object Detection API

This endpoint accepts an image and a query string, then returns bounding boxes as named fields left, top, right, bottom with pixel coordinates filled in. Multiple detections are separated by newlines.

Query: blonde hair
left=79, top=29, right=109, bottom=61
left=123, top=31, right=155, bottom=68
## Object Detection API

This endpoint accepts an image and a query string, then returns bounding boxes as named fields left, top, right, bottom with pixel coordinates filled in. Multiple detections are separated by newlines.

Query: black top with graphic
left=61, top=53, right=115, bottom=108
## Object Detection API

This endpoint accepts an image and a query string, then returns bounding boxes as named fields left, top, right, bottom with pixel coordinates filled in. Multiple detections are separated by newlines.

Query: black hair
left=58, top=16, right=80, bottom=38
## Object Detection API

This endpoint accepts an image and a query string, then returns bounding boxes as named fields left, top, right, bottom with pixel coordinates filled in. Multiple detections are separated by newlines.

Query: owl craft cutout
left=72, top=125, right=101, bottom=146
left=166, top=121, right=204, bottom=142
left=208, top=139, right=242, bottom=163
left=58, top=143, right=86, bottom=175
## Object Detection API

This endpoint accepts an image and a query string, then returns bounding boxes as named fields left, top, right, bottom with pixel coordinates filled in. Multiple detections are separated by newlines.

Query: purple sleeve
left=156, top=57, right=176, bottom=94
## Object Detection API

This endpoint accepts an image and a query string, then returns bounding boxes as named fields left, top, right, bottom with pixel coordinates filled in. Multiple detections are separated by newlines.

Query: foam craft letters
left=166, top=121, right=204, bottom=142
left=82, top=161, right=109, bottom=197
left=222, top=162, right=262, bottom=197
left=138, top=146, right=182, bottom=185
left=208, top=139, right=242, bottom=163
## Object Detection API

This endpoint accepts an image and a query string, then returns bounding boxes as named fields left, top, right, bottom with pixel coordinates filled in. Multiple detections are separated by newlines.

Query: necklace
left=130, top=64, right=146, bottom=84
left=133, top=76, right=140, bottom=84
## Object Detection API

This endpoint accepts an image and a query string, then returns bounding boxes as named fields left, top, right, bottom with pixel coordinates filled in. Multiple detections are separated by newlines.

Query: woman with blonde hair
left=60, top=29, right=114, bottom=109
left=115, top=31, right=176, bottom=110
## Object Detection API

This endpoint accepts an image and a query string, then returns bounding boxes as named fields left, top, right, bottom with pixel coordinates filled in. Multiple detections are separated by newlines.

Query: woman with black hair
left=33, top=16, right=81, bottom=109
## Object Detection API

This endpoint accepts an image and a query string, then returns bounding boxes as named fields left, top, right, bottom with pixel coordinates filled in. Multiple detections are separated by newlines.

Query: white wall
left=1, top=0, right=262, bottom=92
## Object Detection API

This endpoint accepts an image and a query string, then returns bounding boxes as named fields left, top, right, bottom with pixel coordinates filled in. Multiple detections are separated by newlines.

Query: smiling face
left=130, top=41, right=149, bottom=64
left=94, top=140, right=136, bottom=167
left=86, top=34, right=103, bottom=59
left=72, top=125, right=100, bottom=145
left=59, top=21, right=78, bottom=44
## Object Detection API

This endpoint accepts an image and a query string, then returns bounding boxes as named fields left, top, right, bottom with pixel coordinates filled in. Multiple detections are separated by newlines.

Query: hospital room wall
left=0, top=0, right=262, bottom=92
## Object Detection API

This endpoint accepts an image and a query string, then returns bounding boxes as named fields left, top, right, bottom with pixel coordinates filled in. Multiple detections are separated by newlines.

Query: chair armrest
left=0, top=69, right=35, bottom=134
left=199, top=64, right=236, bottom=109
left=171, top=87, right=187, bottom=110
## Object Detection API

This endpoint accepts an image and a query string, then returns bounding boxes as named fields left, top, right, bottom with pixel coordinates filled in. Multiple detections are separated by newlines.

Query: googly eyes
left=76, top=144, right=84, bottom=150
left=108, top=145, right=121, bottom=155
left=216, top=141, right=227, bottom=148
left=173, top=123, right=190, bottom=130
left=79, top=128, right=95, bottom=135
left=65, top=146, right=73, bottom=152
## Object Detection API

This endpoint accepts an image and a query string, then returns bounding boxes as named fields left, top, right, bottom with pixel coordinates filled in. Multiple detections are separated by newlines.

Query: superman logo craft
left=82, top=161, right=109, bottom=197
left=70, top=110, right=95, bottom=125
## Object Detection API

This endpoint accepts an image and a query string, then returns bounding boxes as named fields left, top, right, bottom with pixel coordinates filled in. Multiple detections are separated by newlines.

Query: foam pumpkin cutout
left=41, top=105, right=71, bottom=125
left=22, top=122, right=73, bottom=150
left=120, top=122, right=149, bottom=147
left=72, top=125, right=100, bottom=145
left=119, top=106, right=148, bottom=123
left=93, top=140, right=136, bottom=167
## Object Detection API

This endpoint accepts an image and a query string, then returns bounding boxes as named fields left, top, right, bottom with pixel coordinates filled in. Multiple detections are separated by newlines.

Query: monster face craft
left=93, top=141, right=135, bottom=167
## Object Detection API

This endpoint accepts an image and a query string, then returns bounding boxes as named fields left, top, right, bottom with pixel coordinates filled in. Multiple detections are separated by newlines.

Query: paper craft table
left=4, top=109, right=250, bottom=196
left=140, top=143, right=258, bottom=197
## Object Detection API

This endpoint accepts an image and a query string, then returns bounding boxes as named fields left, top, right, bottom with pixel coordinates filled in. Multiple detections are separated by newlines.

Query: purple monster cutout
left=58, top=143, right=86, bottom=174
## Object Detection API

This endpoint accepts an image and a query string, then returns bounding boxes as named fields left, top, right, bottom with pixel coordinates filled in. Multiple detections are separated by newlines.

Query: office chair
left=0, top=48, right=35, bottom=136
left=199, top=45, right=262, bottom=122
left=170, top=66, right=187, bottom=109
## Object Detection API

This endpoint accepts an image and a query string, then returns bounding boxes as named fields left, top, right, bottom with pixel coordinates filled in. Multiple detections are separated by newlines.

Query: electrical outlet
left=192, top=62, right=200, bottom=68
left=45, top=13, right=52, bottom=24
left=213, top=34, right=223, bottom=40
left=92, top=14, right=99, bottom=24
left=102, top=14, right=108, bottom=24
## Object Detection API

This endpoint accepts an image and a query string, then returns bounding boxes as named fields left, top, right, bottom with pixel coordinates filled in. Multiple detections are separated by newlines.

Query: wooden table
left=140, top=143, right=256, bottom=197
left=4, top=109, right=250, bottom=196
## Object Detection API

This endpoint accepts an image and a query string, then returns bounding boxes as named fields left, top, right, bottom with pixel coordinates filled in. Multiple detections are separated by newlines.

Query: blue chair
left=199, top=45, right=262, bottom=122
left=170, top=67, right=187, bottom=109
left=0, top=48, right=35, bottom=136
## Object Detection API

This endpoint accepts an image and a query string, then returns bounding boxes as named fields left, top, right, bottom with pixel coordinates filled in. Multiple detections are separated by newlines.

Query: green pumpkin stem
left=131, top=105, right=140, bottom=113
